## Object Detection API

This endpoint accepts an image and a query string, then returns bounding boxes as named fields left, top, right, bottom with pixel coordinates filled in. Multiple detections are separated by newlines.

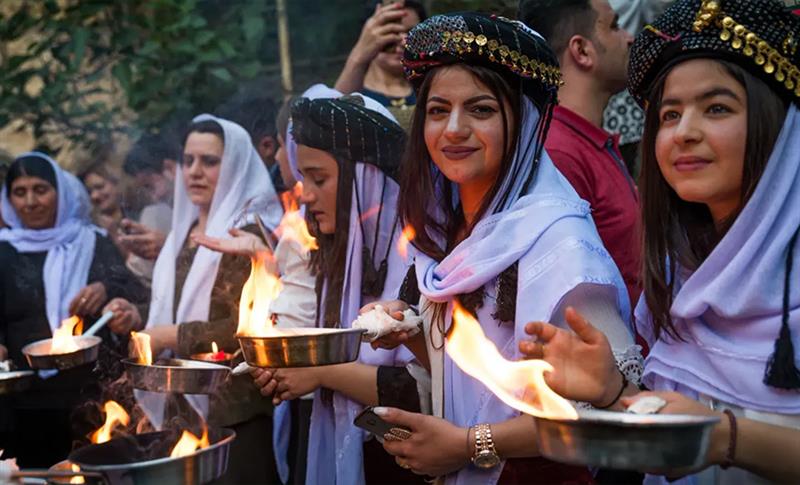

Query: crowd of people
left=1, top=0, right=799, bottom=484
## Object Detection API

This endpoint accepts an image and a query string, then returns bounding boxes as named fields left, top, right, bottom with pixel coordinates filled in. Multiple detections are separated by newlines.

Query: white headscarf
left=0, top=152, right=101, bottom=331
left=147, top=114, right=282, bottom=326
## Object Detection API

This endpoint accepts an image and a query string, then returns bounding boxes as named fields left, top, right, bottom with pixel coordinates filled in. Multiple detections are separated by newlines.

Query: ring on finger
left=389, top=427, right=412, bottom=440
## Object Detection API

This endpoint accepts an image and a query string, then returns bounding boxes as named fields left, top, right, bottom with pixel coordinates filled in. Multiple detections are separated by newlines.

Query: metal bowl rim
left=122, top=357, right=230, bottom=372
left=536, top=409, right=720, bottom=427
left=236, top=327, right=366, bottom=341
left=69, top=428, right=237, bottom=472
left=21, top=335, right=102, bottom=357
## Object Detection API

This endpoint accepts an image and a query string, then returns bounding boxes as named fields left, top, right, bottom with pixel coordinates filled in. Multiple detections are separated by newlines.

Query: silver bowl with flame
left=534, top=409, right=719, bottom=472
left=61, top=428, right=235, bottom=485
left=122, top=358, right=230, bottom=394
left=237, top=327, right=366, bottom=368
left=22, top=336, right=102, bottom=370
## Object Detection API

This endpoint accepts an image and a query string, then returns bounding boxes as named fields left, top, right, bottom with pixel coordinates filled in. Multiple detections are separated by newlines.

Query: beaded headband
left=629, top=0, right=800, bottom=105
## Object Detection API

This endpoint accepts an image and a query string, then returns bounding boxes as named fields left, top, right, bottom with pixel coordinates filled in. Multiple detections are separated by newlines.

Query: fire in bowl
left=534, top=409, right=720, bottom=472
left=22, top=336, right=102, bottom=370
left=66, top=428, right=235, bottom=485
left=0, top=370, right=35, bottom=395
left=122, top=358, right=230, bottom=394
left=237, top=327, right=366, bottom=368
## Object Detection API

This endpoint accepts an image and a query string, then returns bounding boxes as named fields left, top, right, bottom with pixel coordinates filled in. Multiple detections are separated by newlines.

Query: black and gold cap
left=402, top=12, right=561, bottom=107
left=629, top=0, right=800, bottom=106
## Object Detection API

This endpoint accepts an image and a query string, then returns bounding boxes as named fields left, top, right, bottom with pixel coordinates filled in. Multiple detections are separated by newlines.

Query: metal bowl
left=534, top=409, right=719, bottom=472
left=237, top=327, right=366, bottom=368
left=67, top=428, right=235, bottom=485
left=0, top=370, right=35, bottom=395
left=122, top=358, right=230, bottom=394
left=22, top=336, right=102, bottom=370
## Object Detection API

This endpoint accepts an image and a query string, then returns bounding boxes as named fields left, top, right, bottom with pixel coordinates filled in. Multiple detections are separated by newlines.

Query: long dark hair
left=399, top=63, right=522, bottom=261
left=308, top=155, right=356, bottom=327
left=398, top=63, right=523, bottom=337
left=641, top=59, right=788, bottom=340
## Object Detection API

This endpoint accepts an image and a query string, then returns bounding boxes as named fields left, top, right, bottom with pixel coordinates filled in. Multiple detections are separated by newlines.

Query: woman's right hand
left=102, top=298, right=143, bottom=335
left=349, top=2, right=408, bottom=65
left=520, top=307, right=619, bottom=406
left=191, top=228, right=270, bottom=257
left=360, top=299, right=411, bottom=350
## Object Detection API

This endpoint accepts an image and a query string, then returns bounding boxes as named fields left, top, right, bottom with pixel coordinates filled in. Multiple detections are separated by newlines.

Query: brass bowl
left=237, top=327, right=366, bottom=368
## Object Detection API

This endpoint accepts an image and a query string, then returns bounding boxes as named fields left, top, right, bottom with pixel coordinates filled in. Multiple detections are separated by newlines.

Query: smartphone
left=354, top=407, right=409, bottom=438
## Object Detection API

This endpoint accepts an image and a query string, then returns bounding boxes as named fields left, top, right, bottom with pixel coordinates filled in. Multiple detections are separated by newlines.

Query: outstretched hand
left=519, top=307, right=619, bottom=405
left=192, top=228, right=271, bottom=258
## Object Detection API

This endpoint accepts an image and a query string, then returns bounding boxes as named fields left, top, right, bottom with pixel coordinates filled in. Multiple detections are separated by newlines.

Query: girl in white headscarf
left=106, top=115, right=283, bottom=484
left=0, top=152, right=147, bottom=468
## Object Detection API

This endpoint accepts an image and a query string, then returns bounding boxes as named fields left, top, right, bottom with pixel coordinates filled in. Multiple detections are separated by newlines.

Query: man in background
left=519, top=0, right=642, bottom=309
left=118, top=132, right=177, bottom=285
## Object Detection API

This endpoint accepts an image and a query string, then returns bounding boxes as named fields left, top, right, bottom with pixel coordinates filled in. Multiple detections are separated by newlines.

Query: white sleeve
left=551, top=283, right=644, bottom=386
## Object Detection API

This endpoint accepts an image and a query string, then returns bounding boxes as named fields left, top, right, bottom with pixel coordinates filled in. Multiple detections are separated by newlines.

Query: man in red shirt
left=519, top=0, right=642, bottom=308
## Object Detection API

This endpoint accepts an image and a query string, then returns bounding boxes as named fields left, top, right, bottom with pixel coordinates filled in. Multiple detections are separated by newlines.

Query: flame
left=70, top=464, right=84, bottom=484
left=169, top=425, right=210, bottom=458
left=50, top=316, right=84, bottom=354
left=211, top=341, right=219, bottom=353
left=276, top=183, right=318, bottom=253
left=90, top=400, right=130, bottom=444
left=130, top=331, right=152, bottom=365
left=445, top=302, right=578, bottom=420
left=237, top=252, right=283, bottom=336
left=397, top=225, right=416, bottom=260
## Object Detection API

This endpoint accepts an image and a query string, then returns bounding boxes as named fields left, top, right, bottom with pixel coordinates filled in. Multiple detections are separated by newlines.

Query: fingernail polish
left=373, top=406, right=389, bottom=416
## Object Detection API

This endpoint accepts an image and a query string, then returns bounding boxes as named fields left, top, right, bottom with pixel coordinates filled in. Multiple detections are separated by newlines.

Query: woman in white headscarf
left=0, top=152, right=147, bottom=468
left=106, top=114, right=283, bottom=484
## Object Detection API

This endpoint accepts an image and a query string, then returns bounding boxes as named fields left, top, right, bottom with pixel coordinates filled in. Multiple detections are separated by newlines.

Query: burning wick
left=130, top=331, right=152, bottom=365
left=170, top=426, right=210, bottom=458
left=50, top=316, right=84, bottom=354
left=70, top=464, right=84, bottom=484
left=237, top=252, right=283, bottom=337
left=445, top=302, right=578, bottom=420
left=90, top=400, right=130, bottom=444
left=210, top=341, right=226, bottom=361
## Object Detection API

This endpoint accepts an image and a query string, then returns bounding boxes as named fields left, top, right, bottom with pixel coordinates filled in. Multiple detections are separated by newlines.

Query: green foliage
left=0, top=0, right=281, bottom=154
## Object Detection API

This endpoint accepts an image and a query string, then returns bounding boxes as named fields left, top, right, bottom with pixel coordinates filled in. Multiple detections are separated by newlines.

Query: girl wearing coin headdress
left=520, top=0, right=800, bottom=483
left=366, top=12, right=640, bottom=484
left=245, top=86, right=427, bottom=485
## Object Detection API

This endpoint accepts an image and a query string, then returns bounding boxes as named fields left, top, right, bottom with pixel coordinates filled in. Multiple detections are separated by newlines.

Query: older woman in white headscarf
left=105, top=114, right=283, bottom=484
left=0, top=152, right=147, bottom=468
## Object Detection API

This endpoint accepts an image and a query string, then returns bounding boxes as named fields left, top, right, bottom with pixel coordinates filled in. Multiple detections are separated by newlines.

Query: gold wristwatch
left=471, top=423, right=500, bottom=469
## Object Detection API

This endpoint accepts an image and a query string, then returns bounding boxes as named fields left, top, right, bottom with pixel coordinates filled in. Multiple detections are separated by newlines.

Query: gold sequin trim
left=436, top=29, right=562, bottom=87
left=693, top=0, right=800, bottom=97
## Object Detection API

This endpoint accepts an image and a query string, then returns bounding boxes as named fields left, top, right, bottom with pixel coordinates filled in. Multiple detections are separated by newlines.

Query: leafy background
left=0, top=0, right=516, bottom=160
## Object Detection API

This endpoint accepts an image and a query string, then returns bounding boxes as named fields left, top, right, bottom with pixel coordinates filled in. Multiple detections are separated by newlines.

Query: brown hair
left=641, top=59, right=788, bottom=340
left=308, top=154, right=355, bottom=327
